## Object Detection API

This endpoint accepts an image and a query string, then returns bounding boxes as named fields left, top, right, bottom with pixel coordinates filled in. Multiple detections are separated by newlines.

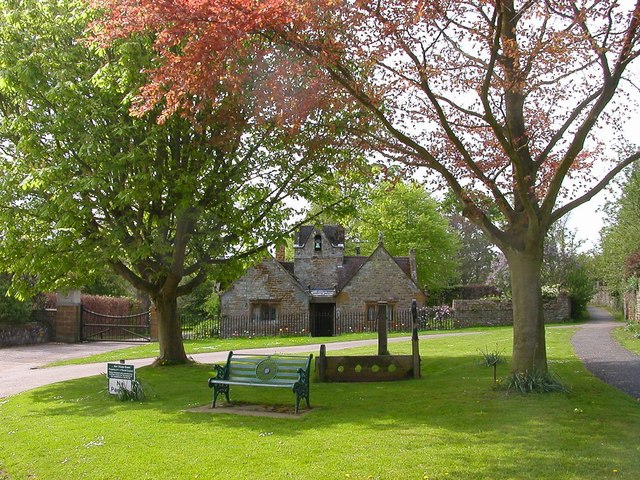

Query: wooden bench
left=207, top=352, right=313, bottom=414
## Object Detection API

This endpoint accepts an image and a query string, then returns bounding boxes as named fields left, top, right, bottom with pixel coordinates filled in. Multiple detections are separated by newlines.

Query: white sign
left=107, top=362, right=135, bottom=395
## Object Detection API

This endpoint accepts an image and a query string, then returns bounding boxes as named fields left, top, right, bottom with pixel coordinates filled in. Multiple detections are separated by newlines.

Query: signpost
left=107, top=362, right=135, bottom=395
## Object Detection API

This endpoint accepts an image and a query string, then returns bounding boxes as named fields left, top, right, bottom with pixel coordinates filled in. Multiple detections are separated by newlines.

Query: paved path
left=0, top=331, right=480, bottom=398
left=572, top=306, right=640, bottom=399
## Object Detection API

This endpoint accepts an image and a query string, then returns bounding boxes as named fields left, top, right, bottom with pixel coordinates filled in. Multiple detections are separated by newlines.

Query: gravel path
left=572, top=306, right=640, bottom=399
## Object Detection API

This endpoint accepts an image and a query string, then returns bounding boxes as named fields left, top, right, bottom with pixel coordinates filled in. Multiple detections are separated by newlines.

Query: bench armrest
left=297, top=367, right=309, bottom=384
left=208, top=364, right=227, bottom=388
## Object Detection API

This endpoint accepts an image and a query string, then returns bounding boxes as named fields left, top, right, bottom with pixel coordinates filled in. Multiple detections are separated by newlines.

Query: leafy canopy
left=347, top=181, right=460, bottom=291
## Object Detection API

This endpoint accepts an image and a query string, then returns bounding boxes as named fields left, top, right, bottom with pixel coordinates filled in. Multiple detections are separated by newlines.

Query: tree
left=0, top=0, right=363, bottom=364
left=347, top=181, right=460, bottom=291
left=490, top=219, right=596, bottom=317
left=543, top=219, right=595, bottom=318
left=278, top=1, right=640, bottom=376
left=442, top=193, right=497, bottom=285
left=597, top=163, right=640, bottom=298
left=78, top=1, right=640, bottom=376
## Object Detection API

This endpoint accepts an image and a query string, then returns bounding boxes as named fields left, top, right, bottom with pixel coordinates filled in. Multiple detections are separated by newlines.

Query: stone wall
left=592, top=285, right=621, bottom=311
left=221, top=258, right=309, bottom=336
left=293, top=228, right=343, bottom=290
left=452, top=295, right=571, bottom=328
left=0, top=321, right=52, bottom=347
left=336, top=246, right=426, bottom=313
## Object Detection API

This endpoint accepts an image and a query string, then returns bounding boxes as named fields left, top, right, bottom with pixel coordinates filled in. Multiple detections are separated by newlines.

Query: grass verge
left=43, top=329, right=478, bottom=367
left=2, top=326, right=640, bottom=479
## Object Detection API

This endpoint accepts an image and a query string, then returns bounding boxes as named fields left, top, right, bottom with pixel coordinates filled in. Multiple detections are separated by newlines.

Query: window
left=314, top=234, right=322, bottom=251
left=251, top=302, right=279, bottom=322
left=366, top=303, right=376, bottom=322
left=365, top=303, right=395, bottom=322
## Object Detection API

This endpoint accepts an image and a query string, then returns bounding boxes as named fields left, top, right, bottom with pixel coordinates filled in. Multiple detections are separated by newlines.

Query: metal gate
left=81, top=307, right=152, bottom=342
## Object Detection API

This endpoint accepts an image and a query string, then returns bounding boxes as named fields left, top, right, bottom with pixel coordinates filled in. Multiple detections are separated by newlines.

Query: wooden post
left=411, top=299, right=421, bottom=378
left=318, top=344, right=326, bottom=382
left=377, top=303, right=389, bottom=355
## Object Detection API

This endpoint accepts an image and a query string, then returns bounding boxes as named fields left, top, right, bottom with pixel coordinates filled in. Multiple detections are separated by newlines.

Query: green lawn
left=604, top=309, right=640, bottom=356
left=2, top=327, right=640, bottom=480
left=44, top=329, right=480, bottom=367
left=612, top=325, right=640, bottom=355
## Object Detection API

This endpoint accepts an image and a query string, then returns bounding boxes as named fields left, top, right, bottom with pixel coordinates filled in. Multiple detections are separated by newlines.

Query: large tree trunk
left=505, top=247, right=548, bottom=374
left=153, top=293, right=189, bottom=365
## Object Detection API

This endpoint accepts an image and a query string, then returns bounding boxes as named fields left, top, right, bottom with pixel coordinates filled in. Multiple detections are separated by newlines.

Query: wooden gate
left=81, top=308, right=151, bottom=342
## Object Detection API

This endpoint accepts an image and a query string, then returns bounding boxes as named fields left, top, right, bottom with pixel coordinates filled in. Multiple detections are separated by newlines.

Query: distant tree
left=442, top=193, right=497, bottom=285
left=82, top=268, right=133, bottom=298
left=597, top=163, right=640, bottom=298
left=448, top=215, right=496, bottom=285
left=347, top=181, right=460, bottom=291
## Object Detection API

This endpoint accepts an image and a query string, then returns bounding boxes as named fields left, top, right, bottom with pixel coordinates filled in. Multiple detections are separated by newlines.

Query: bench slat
left=209, top=380, right=294, bottom=388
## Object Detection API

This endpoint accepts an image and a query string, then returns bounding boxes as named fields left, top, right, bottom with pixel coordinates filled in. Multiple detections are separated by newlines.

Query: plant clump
left=501, top=370, right=571, bottom=394
left=115, top=380, right=145, bottom=402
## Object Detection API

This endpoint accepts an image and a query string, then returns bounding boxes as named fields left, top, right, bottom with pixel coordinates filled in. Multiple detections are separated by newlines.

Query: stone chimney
left=409, top=248, right=418, bottom=284
left=275, top=244, right=286, bottom=262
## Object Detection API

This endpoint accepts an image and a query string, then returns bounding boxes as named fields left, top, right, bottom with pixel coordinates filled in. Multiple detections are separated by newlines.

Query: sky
left=566, top=190, right=608, bottom=252
left=565, top=109, right=639, bottom=252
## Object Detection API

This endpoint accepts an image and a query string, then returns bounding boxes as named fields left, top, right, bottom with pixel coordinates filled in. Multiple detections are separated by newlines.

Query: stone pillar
left=150, top=306, right=159, bottom=341
left=55, top=290, right=82, bottom=343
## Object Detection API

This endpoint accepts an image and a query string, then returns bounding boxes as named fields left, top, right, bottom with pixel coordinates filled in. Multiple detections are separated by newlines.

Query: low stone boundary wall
left=452, top=295, right=571, bottom=328
left=0, top=322, right=52, bottom=347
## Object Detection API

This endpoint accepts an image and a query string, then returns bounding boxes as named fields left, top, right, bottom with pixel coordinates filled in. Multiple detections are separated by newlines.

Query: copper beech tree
left=93, top=0, right=640, bottom=376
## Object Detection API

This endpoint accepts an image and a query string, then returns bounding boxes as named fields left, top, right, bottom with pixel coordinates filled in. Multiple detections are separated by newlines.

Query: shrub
left=418, top=305, right=454, bottom=329
left=564, top=264, right=595, bottom=318
left=501, top=370, right=571, bottom=394
left=479, top=344, right=505, bottom=367
left=115, top=380, right=145, bottom=402
left=0, top=275, right=31, bottom=324
left=81, top=294, right=142, bottom=315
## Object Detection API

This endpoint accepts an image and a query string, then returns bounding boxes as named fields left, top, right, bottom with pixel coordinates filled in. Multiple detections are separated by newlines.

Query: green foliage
left=0, top=0, right=367, bottom=363
left=597, top=163, right=640, bottom=297
left=178, top=278, right=220, bottom=320
left=501, top=370, right=571, bottom=394
left=564, top=263, right=596, bottom=318
left=0, top=277, right=31, bottom=324
left=114, top=380, right=145, bottom=402
left=82, top=269, right=132, bottom=298
left=346, top=180, right=460, bottom=291
left=623, top=322, right=640, bottom=340
left=479, top=344, right=505, bottom=367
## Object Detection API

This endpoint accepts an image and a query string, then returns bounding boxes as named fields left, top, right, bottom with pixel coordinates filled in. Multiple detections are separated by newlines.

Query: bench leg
left=293, top=382, right=310, bottom=414
left=211, top=384, right=230, bottom=408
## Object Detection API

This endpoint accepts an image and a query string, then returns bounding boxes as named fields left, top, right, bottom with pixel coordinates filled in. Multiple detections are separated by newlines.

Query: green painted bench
left=207, top=352, right=313, bottom=414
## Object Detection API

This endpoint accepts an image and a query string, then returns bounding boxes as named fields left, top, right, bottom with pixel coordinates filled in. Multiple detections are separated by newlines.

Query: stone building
left=220, top=225, right=426, bottom=336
